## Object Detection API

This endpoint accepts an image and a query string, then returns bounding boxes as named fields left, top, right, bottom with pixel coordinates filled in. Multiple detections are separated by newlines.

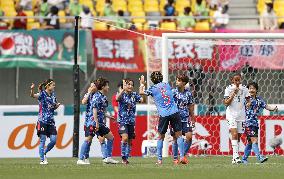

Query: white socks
left=231, top=140, right=239, bottom=158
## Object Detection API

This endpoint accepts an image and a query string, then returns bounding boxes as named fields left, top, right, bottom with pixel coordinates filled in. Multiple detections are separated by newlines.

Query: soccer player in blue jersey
left=92, top=77, right=119, bottom=164
left=242, top=82, right=278, bottom=164
left=30, top=79, right=60, bottom=165
left=171, top=74, right=195, bottom=164
left=139, top=71, right=187, bottom=165
left=116, top=78, right=144, bottom=164
left=77, top=81, right=97, bottom=165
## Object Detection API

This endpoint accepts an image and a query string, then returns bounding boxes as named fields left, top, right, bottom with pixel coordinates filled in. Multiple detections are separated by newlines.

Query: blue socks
left=85, top=141, right=92, bottom=159
left=121, top=142, right=127, bottom=159
left=79, top=141, right=90, bottom=160
left=126, top=144, right=131, bottom=159
left=44, top=135, right=57, bottom=155
left=106, top=139, right=114, bottom=158
left=39, top=135, right=47, bottom=161
left=184, top=140, right=192, bottom=156
left=177, top=137, right=185, bottom=158
left=172, top=141, right=178, bottom=160
left=101, top=142, right=107, bottom=159
left=252, top=143, right=261, bottom=160
left=243, top=143, right=252, bottom=160
left=157, top=139, right=163, bottom=161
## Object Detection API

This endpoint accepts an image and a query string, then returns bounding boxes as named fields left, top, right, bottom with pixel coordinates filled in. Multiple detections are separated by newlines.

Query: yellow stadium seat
left=94, top=21, right=108, bottom=30
left=113, top=0, right=127, bottom=12
left=128, top=1, right=143, bottom=13
left=0, top=0, right=14, bottom=8
left=24, top=11, right=35, bottom=23
left=176, top=0, right=191, bottom=14
left=277, top=11, right=284, bottom=24
left=194, top=21, right=210, bottom=31
left=274, top=0, right=284, bottom=13
left=81, top=0, right=94, bottom=9
left=160, top=22, right=177, bottom=30
left=134, top=22, right=143, bottom=30
left=27, top=22, right=40, bottom=30
left=144, top=0, right=159, bottom=12
left=95, top=0, right=105, bottom=15
left=132, top=11, right=146, bottom=24
left=58, top=10, right=66, bottom=23
left=159, top=0, right=167, bottom=11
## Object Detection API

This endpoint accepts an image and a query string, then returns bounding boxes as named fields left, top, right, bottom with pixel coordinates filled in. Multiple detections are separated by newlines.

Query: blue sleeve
left=188, top=91, right=194, bottom=105
left=260, top=98, right=267, bottom=109
left=92, top=95, right=100, bottom=109
left=38, top=91, right=44, bottom=101
left=144, top=86, right=153, bottom=96
left=135, top=93, right=142, bottom=103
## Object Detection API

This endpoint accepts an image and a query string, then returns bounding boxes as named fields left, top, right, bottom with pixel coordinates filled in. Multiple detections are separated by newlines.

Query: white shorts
left=227, top=118, right=245, bottom=134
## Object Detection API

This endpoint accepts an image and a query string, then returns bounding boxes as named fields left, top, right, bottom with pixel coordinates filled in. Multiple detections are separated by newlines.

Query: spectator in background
left=80, top=6, right=93, bottom=29
left=116, top=10, right=127, bottom=29
left=66, top=0, right=82, bottom=16
left=164, top=0, right=175, bottom=16
left=20, top=0, right=32, bottom=10
left=195, top=0, right=209, bottom=17
left=13, top=6, right=27, bottom=30
left=44, top=6, right=60, bottom=29
left=129, top=21, right=137, bottom=30
left=103, top=0, right=115, bottom=16
left=212, top=5, right=229, bottom=29
left=48, top=0, right=65, bottom=10
left=260, top=3, right=277, bottom=30
left=178, top=7, right=196, bottom=30
left=34, top=0, right=50, bottom=24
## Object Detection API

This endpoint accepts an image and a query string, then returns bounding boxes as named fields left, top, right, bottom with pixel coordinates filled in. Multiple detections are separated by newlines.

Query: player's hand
left=139, top=75, right=146, bottom=85
left=31, top=83, right=35, bottom=89
left=246, top=101, right=251, bottom=109
left=234, top=87, right=239, bottom=95
left=274, top=106, right=278, bottom=112
left=122, top=80, right=127, bottom=91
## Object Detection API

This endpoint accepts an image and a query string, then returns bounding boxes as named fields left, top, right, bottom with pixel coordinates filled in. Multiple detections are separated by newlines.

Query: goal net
left=145, top=33, right=284, bottom=156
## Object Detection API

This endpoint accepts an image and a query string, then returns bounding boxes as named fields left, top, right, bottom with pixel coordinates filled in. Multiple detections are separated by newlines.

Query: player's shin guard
left=177, top=137, right=185, bottom=158
left=243, top=143, right=252, bottom=160
left=39, top=135, right=47, bottom=161
left=106, top=139, right=114, bottom=158
left=231, top=140, right=239, bottom=158
left=101, top=142, right=107, bottom=159
left=184, top=140, right=192, bottom=156
left=157, top=139, right=164, bottom=161
left=252, top=143, right=261, bottom=160
left=172, top=141, right=178, bottom=160
left=121, top=142, right=127, bottom=159
left=44, top=135, right=57, bottom=155
left=79, top=141, right=90, bottom=160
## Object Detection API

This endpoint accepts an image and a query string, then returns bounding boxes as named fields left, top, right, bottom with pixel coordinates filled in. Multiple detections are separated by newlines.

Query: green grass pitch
left=1, top=156, right=284, bottom=179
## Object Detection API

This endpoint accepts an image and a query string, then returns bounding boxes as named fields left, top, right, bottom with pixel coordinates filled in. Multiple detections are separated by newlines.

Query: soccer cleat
left=156, top=160, right=162, bottom=165
left=40, top=160, right=48, bottom=165
left=173, top=159, right=179, bottom=165
left=84, top=158, right=90, bottom=164
left=43, top=155, right=48, bottom=164
left=180, top=157, right=189, bottom=164
left=259, top=156, right=268, bottom=163
left=122, top=159, right=129, bottom=165
left=77, top=159, right=88, bottom=165
left=232, top=157, right=242, bottom=164
left=103, top=157, right=119, bottom=164
left=242, top=159, right=248, bottom=164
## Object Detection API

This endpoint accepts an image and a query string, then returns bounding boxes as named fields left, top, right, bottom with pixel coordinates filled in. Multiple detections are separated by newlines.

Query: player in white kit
left=223, top=72, right=250, bottom=164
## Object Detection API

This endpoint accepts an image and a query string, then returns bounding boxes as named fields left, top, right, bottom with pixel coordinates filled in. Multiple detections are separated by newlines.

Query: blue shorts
left=119, top=124, right=135, bottom=139
left=171, top=122, right=192, bottom=136
left=158, top=112, right=182, bottom=135
left=96, top=123, right=110, bottom=137
left=36, top=121, right=57, bottom=137
left=245, top=126, right=259, bottom=138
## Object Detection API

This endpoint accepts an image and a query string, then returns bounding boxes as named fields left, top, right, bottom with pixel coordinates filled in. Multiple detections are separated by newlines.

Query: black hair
left=124, top=78, right=134, bottom=86
left=96, top=77, right=109, bottom=90
left=184, top=7, right=191, bottom=15
left=150, top=71, right=163, bottom=84
left=176, top=74, right=189, bottom=84
left=50, top=6, right=59, bottom=15
left=247, top=82, right=259, bottom=92
left=229, top=71, right=242, bottom=80
left=38, top=79, right=54, bottom=91
left=118, top=10, right=124, bottom=16
left=117, top=80, right=123, bottom=89
left=62, top=32, right=74, bottom=42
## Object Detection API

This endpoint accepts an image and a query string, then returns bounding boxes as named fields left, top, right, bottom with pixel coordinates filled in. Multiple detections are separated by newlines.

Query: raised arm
left=223, top=87, right=239, bottom=106
left=30, top=83, right=40, bottom=99
left=139, top=75, right=146, bottom=95
left=116, top=80, right=126, bottom=101
left=266, top=105, right=278, bottom=112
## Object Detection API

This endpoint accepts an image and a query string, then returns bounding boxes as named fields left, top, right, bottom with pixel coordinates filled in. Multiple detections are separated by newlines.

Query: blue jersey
left=172, top=88, right=194, bottom=122
left=38, top=91, right=57, bottom=125
left=144, top=82, right=178, bottom=117
left=88, top=91, right=108, bottom=126
left=245, top=96, right=267, bottom=127
left=118, top=92, right=142, bottom=125
left=84, top=93, right=94, bottom=126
